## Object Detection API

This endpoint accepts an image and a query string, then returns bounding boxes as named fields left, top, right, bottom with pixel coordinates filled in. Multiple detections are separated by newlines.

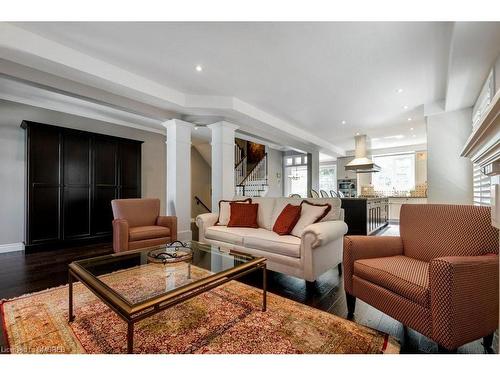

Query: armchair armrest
left=195, top=213, right=219, bottom=243
left=156, top=215, right=177, bottom=241
left=112, top=219, right=129, bottom=253
left=430, top=254, right=499, bottom=350
left=343, top=236, right=404, bottom=294
left=302, top=221, right=348, bottom=249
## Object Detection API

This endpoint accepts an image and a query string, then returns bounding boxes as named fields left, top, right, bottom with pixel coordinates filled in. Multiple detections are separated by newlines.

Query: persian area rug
left=1, top=265, right=399, bottom=354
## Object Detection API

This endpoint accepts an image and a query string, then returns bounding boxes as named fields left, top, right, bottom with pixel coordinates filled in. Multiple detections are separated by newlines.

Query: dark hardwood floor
left=0, top=224, right=497, bottom=354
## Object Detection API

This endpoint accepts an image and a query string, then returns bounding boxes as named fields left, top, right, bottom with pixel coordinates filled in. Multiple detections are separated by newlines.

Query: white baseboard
left=0, top=242, right=25, bottom=254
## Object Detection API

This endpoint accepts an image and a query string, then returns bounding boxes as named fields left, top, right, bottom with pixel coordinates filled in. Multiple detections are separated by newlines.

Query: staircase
left=235, top=152, right=268, bottom=197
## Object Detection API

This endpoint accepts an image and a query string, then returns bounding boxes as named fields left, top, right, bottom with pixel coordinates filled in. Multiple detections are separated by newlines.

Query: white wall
left=0, top=99, right=166, bottom=246
left=495, top=53, right=500, bottom=94
left=265, top=148, right=283, bottom=197
left=426, top=107, right=473, bottom=204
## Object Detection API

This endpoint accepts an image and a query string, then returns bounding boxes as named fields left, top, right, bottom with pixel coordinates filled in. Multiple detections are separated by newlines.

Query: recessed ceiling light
left=396, top=88, right=404, bottom=94
left=403, top=105, right=408, bottom=110
left=195, top=65, right=203, bottom=72
left=412, top=134, right=417, bottom=138
left=356, top=132, right=360, bottom=136
left=341, top=120, right=346, bottom=125
left=410, top=127, right=414, bottom=131
left=407, top=117, right=412, bottom=121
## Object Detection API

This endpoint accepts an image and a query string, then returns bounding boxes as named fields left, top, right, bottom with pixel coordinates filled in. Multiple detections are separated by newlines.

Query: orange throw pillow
left=227, top=202, right=259, bottom=228
left=273, top=204, right=302, bottom=235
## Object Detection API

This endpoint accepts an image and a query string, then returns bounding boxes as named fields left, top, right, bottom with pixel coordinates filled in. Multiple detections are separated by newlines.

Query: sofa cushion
left=129, top=226, right=171, bottom=241
left=291, top=201, right=331, bottom=237
left=304, top=198, right=342, bottom=222
left=273, top=204, right=302, bottom=235
left=354, top=255, right=430, bottom=307
left=217, top=198, right=252, bottom=226
left=228, top=202, right=259, bottom=228
left=243, top=229, right=301, bottom=258
left=249, top=197, right=276, bottom=230
left=205, top=226, right=260, bottom=246
left=270, top=197, right=342, bottom=229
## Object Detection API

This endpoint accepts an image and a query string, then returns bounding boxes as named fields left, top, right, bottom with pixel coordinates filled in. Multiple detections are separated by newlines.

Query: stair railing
left=194, top=195, right=211, bottom=213
left=235, top=153, right=268, bottom=196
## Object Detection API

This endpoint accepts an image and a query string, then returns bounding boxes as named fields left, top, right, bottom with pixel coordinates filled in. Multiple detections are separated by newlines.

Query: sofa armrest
left=195, top=213, right=219, bottom=243
left=429, top=254, right=499, bottom=350
left=302, top=221, right=348, bottom=249
left=112, top=219, right=129, bottom=253
left=343, top=236, right=404, bottom=294
left=156, top=216, right=177, bottom=241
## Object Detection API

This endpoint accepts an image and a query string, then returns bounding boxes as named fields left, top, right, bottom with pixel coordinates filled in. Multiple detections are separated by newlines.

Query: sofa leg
left=305, top=280, right=316, bottom=289
left=438, top=345, right=457, bottom=354
left=337, top=263, right=342, bottom=276
left=346, top=292, right=356, bottom=318
left=483, top=333, right=494, bottom=350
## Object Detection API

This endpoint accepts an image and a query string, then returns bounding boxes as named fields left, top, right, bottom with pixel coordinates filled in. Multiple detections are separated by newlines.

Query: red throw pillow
left=273, top=204, right=302, bottom=235
left=227, top=202, right=259, bottom=228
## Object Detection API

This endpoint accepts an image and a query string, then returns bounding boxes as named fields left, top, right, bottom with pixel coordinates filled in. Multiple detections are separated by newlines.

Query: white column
left=163, top=119, right=194, bottom=241
left=309, top=151, right=320, bottom=192
left=208, top=121, right=239, bottom=212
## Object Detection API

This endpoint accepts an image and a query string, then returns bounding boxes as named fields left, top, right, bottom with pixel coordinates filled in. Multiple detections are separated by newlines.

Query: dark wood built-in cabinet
left=22, top=121, right=142, bottom=252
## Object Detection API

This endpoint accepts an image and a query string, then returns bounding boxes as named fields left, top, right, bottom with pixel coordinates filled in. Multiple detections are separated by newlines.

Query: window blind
left=473, top=163, right=491, bottom=206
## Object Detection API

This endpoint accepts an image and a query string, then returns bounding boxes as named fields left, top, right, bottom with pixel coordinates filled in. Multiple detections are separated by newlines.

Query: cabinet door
left=119, top=142, right=141, bottom=199
left=63, top=131, right=91, bottom=239
left=28, top=125, right=61, bottom=243
left=92, top=136, right=118, bottom=235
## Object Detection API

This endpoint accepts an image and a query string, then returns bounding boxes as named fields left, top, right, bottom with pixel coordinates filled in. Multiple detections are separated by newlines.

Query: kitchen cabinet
left=341, top=198, right=389, bottom=235
left=388, top=197, right=427, bottom=222
left=336, top=156, right=357, bottom=180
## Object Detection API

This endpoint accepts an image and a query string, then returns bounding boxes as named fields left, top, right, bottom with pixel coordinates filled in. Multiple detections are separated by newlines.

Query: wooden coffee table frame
left=68, top=249, right=267, bottom=354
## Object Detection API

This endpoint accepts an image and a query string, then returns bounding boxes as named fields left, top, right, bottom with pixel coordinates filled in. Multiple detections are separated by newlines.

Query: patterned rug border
left=1, top=301, right=11, bottom=351
left=1, top=270, right=400, bottom=354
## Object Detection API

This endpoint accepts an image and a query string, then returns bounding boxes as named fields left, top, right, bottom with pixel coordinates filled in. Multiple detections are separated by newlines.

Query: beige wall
left=266, top=148, right=284, bottom=197
left=191, top=146, right=212, bottom=218
left=426, top=107, right=473, bottom=204
left=0, top=99, right=166, bottom=246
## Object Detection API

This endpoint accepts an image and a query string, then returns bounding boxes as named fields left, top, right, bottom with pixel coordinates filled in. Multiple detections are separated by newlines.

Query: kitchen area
left=336, top=135, right=427, bottom=235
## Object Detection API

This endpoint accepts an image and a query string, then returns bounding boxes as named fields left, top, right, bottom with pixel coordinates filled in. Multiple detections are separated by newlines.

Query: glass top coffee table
left=68, top=241, right=267, bottom=353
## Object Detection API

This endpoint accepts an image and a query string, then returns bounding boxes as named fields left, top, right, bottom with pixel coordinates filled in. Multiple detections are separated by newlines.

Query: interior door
left=28, top=125, right=61, bottom=244
left=63, top=131, right=91, bottom=239
left=119, top=141, right=141, bottom=199
left=92, top=136, right=118, bottom=235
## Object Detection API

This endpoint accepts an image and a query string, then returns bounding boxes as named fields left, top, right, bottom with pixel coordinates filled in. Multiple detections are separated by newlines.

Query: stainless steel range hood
left=345, top=134, right=381, bottom=173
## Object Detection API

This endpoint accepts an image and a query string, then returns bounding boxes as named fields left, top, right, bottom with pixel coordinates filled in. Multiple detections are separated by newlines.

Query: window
left=473, top=164, right=491, bottom=206
left=319, top=164, right=336, bottom=193
left=284, top=153, right=308, bottom=197
left=284, top=165, right=308, bottom=197
left=372, top=153, right=415, bottom=194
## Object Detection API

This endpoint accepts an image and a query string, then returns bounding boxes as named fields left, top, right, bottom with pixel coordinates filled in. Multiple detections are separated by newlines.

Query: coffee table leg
left=68, top=271, right=75, bottom=322
left=262, top=264, right=267, bottom=312
left=127, top=322, right=134, bottom=354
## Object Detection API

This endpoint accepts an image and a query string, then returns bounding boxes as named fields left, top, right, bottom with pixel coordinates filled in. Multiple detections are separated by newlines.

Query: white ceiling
left=3, top=22, right=500, bottom=152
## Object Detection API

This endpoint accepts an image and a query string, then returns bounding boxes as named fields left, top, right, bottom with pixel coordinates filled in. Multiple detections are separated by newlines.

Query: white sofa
left=196, top=196, right=348, bottom=282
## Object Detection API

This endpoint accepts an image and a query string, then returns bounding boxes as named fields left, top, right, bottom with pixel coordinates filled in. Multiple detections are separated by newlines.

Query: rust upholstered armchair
left=111, top=198, right=177, bottom=253
left=344, top=204, right=499, bottom=352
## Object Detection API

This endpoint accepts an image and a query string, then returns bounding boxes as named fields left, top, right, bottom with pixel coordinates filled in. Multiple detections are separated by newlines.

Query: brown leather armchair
left=111, top=198, right=177, bottom=253
left=344, top=204, right=499, bottom=352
